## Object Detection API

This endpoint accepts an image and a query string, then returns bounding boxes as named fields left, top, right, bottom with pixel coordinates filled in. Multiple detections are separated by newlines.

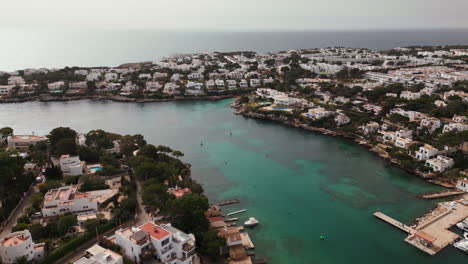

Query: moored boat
left=244, top=217, right=259, bottom=227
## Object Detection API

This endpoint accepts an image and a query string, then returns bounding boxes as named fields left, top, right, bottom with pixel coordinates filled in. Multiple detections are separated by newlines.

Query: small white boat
left=454, top=234, right=468, bottom=253
left=244, top=217, right=259, bottom=227
left=456, top=221, right=468, bottom=232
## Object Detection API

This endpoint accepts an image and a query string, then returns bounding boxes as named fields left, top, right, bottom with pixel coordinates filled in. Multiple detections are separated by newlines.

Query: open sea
left=0, top=99, right=466, bottom=263
left=2, top=28, right=468, bottom=71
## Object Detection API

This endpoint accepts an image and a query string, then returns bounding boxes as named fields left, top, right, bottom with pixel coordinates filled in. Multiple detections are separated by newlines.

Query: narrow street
left=134, top=176, right=151, bottom=226
left=0, top=185, right=38, bottom=238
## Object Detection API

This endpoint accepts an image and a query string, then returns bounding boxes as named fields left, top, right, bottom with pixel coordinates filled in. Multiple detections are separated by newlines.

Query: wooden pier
left=373, top=211, right=415, bottom=234
left=212, top=199, right=240, bottom=206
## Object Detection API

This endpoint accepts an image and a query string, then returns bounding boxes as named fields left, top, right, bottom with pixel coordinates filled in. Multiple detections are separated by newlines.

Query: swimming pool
left=89, top=166, right=103, bottom=171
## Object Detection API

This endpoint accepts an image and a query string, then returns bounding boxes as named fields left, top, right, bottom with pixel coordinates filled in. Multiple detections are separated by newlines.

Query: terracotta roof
left=139, top=222, right=171, bottom=241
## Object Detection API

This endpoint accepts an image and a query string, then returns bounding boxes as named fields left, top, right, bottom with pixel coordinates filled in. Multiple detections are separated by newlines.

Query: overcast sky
left=2, top=0, right=468, bottom=31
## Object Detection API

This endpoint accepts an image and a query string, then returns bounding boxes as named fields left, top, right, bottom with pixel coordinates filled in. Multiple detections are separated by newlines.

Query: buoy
left=320, top=234, right=325, bottom=240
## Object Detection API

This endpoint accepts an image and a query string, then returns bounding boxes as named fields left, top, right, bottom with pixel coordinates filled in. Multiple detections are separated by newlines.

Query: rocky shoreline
left=232, top=101, right=455, bottom=189
left=0, top=94, right=235, bottom=104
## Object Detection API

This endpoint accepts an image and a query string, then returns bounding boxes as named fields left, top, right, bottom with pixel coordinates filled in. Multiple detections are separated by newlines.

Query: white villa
left=42, top=185, right=98, bottom=217
left=415, top=144, right=442, bottom=160
left=0, top=230, right=45, bottom=264
left=425, top=155, right=455, bottom=172
left=113, top=222, right=196, bottom=264
left=60, top=154, right=85, bottom=176
left=456, top=179, right=468, bottom=192
left=73, top=244, right=123, bottom=264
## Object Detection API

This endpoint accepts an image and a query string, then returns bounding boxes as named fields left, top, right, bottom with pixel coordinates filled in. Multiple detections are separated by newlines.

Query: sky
left=1, top=0, right=468, bottom=31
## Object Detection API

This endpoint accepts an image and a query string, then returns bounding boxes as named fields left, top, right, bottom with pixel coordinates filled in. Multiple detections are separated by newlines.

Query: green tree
left=0, top=127, right=13, bottom=138
left=56, top=137, right=78, bottom=155
left=38, top=181, right=62, bottom=194
left=169, top=193, right=209, bottom=236
left=48, top=127, right=77, bottom=146
left=198, top=230, right=225, bottom=258
left=57, top=215, right=78, bottom=235
left=45, top=166, right=63, bottom=180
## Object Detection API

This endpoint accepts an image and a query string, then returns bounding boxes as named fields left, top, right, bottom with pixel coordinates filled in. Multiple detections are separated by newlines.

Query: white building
left=86, top=73, right=101, bottom=81
left=362, top=122, right=380, bottom=134
left=122, top=82, right=139, bottom=93
left=442, top=122, right=468, bottom=133
left=187, top=72, right=203, bottom=80
left=0, top=230, right=44, bottom=264
left=215, top=79, right=225, bottom=90
left=226, top=80, right=237, bottom=90
left=42, top=185, right=98, bottom=217
left=69, top=81, right=88, bottom=90
left=145, top=81, right=162, bottom=92
left=0, top=85, right=14, bottom=96
left=400, top=91, right=421, bottom=100
left=73, top=244, right=123, bottom=264
left=75, top=69, right=89, bottom=75
left=104, top=73, right=119, bottom=82
left=250, top=79, right=261, bottom=88
left=153, top=72, right=168, bottom=80
left=239, top=79, right=249, bottom=89
left=138, top=73, right=152, bottom=80
left=335, top=113, right=350, bottom=126
left=7, top=76, right=25, bottom=85
left=394, top=137, right=415, bottom=149
left=185, top=82, right=204, bottom=95
left=48, top=81, right=65, bottom=90
left=304, top=107, right=333, bottom=120
left=415, top=144, right=442, bottom=160
left=456, top=179, right=468, bottom=192
left=420, top=117, right=441, bottom=132
left=114, top=222, right=196, bottom=264
left=163, top=83, right=180, bottom=95
left=396, top=129, right=413, bottom=139
left=434, top=100, right=447, bottom=107
left=60, top=155, right=85, bottom=176
left=425, top=155, right=455, bottom=172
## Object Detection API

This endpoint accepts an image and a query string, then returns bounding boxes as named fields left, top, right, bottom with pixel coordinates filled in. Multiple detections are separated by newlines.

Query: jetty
left=240, top=232, right=255, bottom=249
left=374, top=196, right=468, bottom=255
left=225, top=217, right=239, bottom=222
left=373, top=211, right=415, bottom=233
left=212, top=199, right=240, bottom=206
left=420, top=190, right=465, bottom=200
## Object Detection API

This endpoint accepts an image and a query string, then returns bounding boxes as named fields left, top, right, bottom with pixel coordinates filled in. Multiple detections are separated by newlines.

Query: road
left=135, top=177, right=152, bottom=225
left=0, top=185, right=38, bottom=238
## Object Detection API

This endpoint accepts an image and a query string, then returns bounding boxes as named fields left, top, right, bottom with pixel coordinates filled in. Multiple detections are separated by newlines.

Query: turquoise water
left=0, top=99, right=466, bottom=263
left=90, top=166, right=103, bottom=171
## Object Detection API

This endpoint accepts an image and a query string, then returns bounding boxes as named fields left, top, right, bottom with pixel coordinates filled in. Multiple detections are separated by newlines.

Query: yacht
left=454, top=233, right=468, bottom=253
left=456, top=219, right=468, bottom=232
left=244, top=217, right=259, bottom=227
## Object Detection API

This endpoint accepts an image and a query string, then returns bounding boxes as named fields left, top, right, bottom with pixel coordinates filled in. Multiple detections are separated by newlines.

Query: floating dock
left=212, top=199, right=240, bottom=206
left=373, top=211, right=415, bottom=234
left=227, top=209, right=247, bottom=216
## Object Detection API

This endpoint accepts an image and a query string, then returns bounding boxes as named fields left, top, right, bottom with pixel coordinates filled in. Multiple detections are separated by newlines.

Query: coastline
left=231, top=100, right=455, bottom=189
left=0, top=94, right=236, bottom=104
